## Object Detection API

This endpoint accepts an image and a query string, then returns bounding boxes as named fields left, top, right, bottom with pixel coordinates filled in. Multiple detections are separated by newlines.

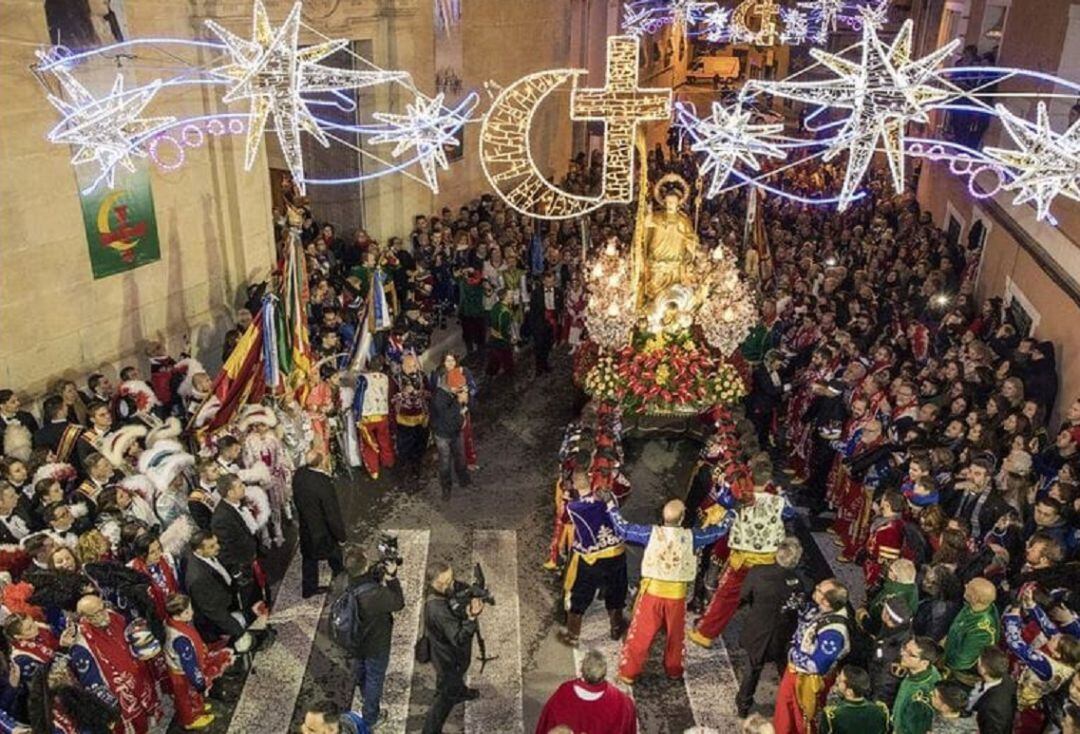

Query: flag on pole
left=280, top=233, right=312, bottom=393
left=205, top=310, right=267, bottom=431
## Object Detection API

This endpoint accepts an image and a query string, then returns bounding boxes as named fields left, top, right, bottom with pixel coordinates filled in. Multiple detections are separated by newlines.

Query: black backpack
left=329, top=581, right=376, bottom=652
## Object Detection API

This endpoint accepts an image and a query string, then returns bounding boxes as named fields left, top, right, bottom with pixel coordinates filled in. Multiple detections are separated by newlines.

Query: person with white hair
left=535, top=649, right=636, bottom=734
left=733, top=536, right=811, bottom=718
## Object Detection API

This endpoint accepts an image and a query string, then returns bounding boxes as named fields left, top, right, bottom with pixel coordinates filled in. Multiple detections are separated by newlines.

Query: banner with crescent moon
left=79, top=166, right=160, bottom=279
left=45, top=0, right=162, bottom=278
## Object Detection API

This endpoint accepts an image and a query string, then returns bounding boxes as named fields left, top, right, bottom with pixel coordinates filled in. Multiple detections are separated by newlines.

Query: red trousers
left=169, top=672, right=205, bottom=727
left=1014, top=707, right=1046, bottom=734
left=360, top=416, right=395, bottom=478
left=618, top=591, right=686, bottom=681
left=463, top=413, right=478, bottom=467
left=774, top=668, right=832, bottom=734
left=695, top=563, right=749, bottom=640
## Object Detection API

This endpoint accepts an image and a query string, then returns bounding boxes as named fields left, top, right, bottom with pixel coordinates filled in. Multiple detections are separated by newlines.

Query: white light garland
left=370, top=93, right=460, bottom=194
left=984, top=101, right=1080, bottom=222
left=42, top=59, right=176, bottom=191
left=205, top=0, right=408, bottom=194
left=747, top=19, right=959, bottom=210
left=682, top=102, right=787, bottom=197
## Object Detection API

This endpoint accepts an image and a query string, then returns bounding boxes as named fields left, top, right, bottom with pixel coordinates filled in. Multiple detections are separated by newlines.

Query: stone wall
left=0, top=0, right=276, bottom=396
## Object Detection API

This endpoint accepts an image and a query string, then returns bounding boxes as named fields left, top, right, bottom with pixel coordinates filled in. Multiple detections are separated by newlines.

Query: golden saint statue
left=636, top=174, right=700, bottom=312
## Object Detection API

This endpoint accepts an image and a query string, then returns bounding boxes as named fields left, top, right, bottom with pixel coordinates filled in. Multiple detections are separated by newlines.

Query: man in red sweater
left=536, top=649, right=637, bottom=734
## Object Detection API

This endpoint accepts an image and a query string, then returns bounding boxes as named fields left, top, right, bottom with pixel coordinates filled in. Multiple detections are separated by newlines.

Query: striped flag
left=280, top=234, right=312, bottom=394
left=206, top=310, right=267, bottom=430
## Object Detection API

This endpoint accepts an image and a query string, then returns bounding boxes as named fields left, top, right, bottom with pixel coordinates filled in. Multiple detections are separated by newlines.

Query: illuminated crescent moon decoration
left=480, top=70, right=603, bottom=219
left=480, top=35, right=671, bottom=220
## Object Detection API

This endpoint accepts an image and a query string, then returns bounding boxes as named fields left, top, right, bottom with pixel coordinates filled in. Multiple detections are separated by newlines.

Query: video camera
left=371, top=533, right=403, bottom=583
left=448, top=563, right=496, bottom=618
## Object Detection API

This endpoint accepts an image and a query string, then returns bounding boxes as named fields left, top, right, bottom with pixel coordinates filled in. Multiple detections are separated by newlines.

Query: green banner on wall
left=79, top=163, right=161, bottom=279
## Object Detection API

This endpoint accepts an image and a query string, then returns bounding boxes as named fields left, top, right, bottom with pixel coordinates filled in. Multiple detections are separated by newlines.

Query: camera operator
left=340, top=544, right=404, bottom=728
left=422, top=561, right=485, bottom=734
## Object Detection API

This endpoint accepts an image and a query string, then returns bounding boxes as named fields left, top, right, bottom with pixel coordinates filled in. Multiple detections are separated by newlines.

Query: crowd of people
left=2, top=124, right=1080, bottom=734
left=533, top=152, right=1080, bottom=734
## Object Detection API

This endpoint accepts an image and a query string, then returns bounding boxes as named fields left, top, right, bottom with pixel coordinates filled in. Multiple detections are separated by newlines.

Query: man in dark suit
left=32, top=395, right=74, bottom=454
left=292, top=450, right=346, bottom=598
left=734, top=536, right=812, bottom=718
left=946, top=454, right=1010, bottom=540
left=0, top=389, right=39, bottom=435
left=966, top=646, right=1016, bottom=734
left=211, top=473, right=262, bottom=612
left=528, top=270, right=563, bottom=375
left=184, top=531, right=251, bottom=648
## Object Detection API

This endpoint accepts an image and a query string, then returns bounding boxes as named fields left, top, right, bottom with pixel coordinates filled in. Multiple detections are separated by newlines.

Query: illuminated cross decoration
left=571, top=36, right=672, bottom=204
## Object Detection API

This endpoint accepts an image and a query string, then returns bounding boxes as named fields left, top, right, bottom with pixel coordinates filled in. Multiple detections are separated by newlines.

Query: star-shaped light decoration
left=984, top=101, right=1080, bottom=222
left=799, top=0, right=846, bottom=33
left=748, top=19, right=959, bottom=210
left=206, top=0, right=408, bottom=193
left=681, top=102, right=787, bottom=197
left=371, top=93, right=462, bottom=194
left=779, top=7, right=810, bottom=44
left=848, top=0, right=891, bottom=31
left=702, top=7, right=732, bottom=43
left=43, top=59, right=176, bottom=191
left=621, top=2, right=664, bottom=37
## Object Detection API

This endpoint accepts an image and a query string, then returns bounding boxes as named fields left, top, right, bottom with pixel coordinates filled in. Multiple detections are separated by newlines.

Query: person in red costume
left=68, top=594, right=161, bottom=734
left=535, top=649, right=637, bottom=734
left=163, top=594, right=234, bottom=731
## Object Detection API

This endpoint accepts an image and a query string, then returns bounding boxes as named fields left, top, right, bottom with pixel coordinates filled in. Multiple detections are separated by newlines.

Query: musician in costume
left=239, top=405, right=292, bottom=547
left=69, top=594, right=161, bottom=734
left=544, top=416, right=591, bottom=571
left=606, top=496, right=731, bottom=684
left=830, top=420, right=890, bottom=561
left=941, top=577, right=999, bottom=686
left=690, top=454, right=794, bottom=648
left=816, top=666, right=890, bottom=734
left=392, top=353, right=430, bottom=480
left=890, top=637, right=941, bottom=734
left=558, top=466, right=628, bottom=647
left=861, top=491, right=907, bottom=591
left=163, top=594, right=234, bottom=731
left=485, top=288, right=515, bottom=377
left=352, top=359, right=396, bottom=480
left=127, top=534, right=181, bottom=622
left=1003, top=590, right=1080, bottom=734
left=773, top=578, right=851, bottom=734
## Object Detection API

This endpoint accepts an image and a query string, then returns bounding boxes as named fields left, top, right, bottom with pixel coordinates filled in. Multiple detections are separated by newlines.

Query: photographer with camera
left=419, top=561, right=488, bottom=734
left=330, top=541, right=404, bottom=728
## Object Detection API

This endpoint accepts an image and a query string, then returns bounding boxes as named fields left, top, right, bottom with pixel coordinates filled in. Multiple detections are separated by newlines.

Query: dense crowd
left=2, top=135, right=1079, bottom=734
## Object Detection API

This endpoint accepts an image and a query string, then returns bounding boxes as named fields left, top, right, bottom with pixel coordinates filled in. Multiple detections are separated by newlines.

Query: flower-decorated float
left=574, top=172, right=757, bottom=432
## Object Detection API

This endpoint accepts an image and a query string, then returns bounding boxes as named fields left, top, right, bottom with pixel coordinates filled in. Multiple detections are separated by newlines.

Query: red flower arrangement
left=576, top=333, right=747, bottom=415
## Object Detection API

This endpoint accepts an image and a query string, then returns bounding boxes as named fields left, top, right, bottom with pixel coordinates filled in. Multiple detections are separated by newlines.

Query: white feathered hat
left=31, top=462, right=77, bottom=487
left=118, top=474, right=158, bottom=506
left=2, top=424, right=32, bottom=463
left=175, top=358, right=208, bottom=399
left=99, top=424, right=148, bottom=469
left=137, top=442, right=195, bottom=494
left=237, top=404, right=278, bottom=433
left=117, top=380, right=161, bottom=413
left=145, top=417, right=183, bottom=447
